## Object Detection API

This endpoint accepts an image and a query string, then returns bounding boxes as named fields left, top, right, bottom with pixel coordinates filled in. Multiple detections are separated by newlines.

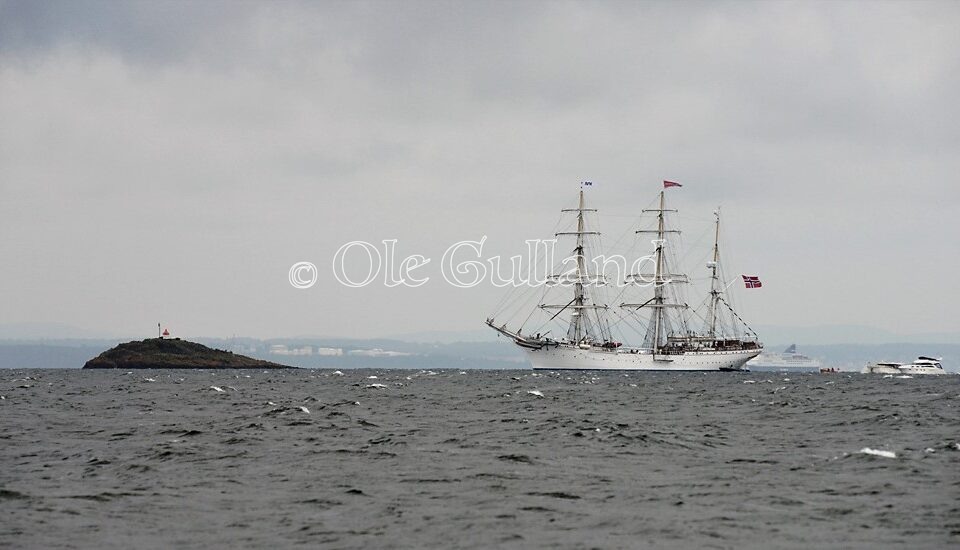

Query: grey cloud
left=1, top=1, right=958, bottom=338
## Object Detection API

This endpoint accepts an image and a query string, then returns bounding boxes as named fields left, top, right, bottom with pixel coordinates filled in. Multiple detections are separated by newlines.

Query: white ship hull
left=747, top=346, right=821, bottom=373
left=526, top=345, right=760, bottom=371
left=748, top=365, right=820, bottom=373
left=746, top=360, right=821, bottom=373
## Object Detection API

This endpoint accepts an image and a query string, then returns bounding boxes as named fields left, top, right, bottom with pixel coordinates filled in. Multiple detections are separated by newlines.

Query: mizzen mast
left=707, top=209, right=721, bottom=337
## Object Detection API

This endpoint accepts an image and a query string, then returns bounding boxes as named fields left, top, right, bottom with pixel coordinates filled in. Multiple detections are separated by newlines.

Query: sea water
left=1, top=369, right=958, bottom=548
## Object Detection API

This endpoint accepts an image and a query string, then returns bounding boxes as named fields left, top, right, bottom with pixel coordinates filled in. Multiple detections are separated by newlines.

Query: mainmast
left=652, top=190, right=666, bottom=353
left=621, top=189, right=687, bottom=353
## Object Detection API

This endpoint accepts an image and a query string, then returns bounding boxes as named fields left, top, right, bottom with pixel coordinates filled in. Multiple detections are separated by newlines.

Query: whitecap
left=743, top=380, right=756, bottom=384
left=366, top=383, right=388, bottom=389
left=859, top=447, right=896, bottom=458
left=527, top=390, right=544, bottom=398
left=143, top=378, right=156, bottom=383
left=332, top=370, right=344, bottom=376
left=896, top=375, right=913, bottom=379
left=367, top=375, right=378, bottom=379
left=882, top=374, right=893, bottom=379
left=299, top=406, right=310, bottom=414
left=210, top=386, right=225, bottom=392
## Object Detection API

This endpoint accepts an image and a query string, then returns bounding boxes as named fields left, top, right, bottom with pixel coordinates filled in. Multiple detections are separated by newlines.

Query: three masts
left=486, top=185, right=762, bottom=371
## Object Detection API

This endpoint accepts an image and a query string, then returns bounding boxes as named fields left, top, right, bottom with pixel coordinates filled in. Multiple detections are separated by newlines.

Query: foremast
left=571, top=189, right=589, bottom=341
left=485, top=187, right=610, bottom=348
left=548, top=188, right=608, bottom=344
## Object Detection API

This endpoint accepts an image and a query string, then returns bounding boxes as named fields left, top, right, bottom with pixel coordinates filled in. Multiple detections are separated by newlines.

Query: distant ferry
left=747, top=344, right=821, bottom=373
left=862, top=357, right=946, bottom=375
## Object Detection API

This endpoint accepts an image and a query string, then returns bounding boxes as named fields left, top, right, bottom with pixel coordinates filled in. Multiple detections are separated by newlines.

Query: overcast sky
left=1, top=0, right=958, bottom=340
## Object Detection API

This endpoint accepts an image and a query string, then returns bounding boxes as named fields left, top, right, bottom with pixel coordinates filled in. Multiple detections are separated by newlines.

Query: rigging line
left=499, top=276, right=546, bottom=328
left=491, top=217, right=568, bottom=318
left=603, top=312, right=640, bottom=337
left=625, top=297, right=656, bottom=311
left=603, top=303, right=649, bottom=334
left=490, top=240, right=552, bottom=316
left=605, top=278, right=634, bottom=310
left=544, top=296, right=578, bottom=324
left=516, top=281, right=551, bottom=332
left=718, top=295, right=758, bottom=338
left=519, top=303, right=539, bottom=333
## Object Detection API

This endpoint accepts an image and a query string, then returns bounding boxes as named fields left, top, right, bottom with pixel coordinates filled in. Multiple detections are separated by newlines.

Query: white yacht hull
left=861, top=364, right=901, bottom=375
left=525, top=345, right=760, bottom=371
left=862, top=364, right=945, bottom=375
left=897, top=365, right=945, bottom=375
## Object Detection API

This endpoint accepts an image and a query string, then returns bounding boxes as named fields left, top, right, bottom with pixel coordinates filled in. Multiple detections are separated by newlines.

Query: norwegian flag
left=742, top=275, right=762, bottom=289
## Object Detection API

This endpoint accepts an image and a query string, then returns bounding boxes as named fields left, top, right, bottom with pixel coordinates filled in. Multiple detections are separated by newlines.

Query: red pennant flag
left=742, top=275, right=762, bottom=289
left=162, top=328, right=170, bottom=336
left=663, top=180, right=682, bottom=188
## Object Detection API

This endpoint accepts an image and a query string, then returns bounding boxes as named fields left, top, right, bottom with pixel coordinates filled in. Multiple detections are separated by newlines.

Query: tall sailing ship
left=486, top=183, right=762, bottom=371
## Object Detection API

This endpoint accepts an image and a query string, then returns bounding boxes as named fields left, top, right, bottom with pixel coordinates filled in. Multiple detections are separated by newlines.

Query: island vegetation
left=82, top=338, right=293, bottom=369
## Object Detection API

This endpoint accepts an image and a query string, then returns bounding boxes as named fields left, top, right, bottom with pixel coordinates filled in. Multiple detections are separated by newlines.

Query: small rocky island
left=83, top=338, right=294, bottom=369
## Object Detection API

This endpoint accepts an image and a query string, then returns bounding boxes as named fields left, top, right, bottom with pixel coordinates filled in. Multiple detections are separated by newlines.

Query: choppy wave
left=1, top=368, right=958, bottom=548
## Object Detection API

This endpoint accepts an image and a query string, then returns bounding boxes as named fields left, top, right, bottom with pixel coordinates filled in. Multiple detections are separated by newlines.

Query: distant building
left=269, top=344, right=314, bottom=356
left=346, top=348, right=411, bottom=358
